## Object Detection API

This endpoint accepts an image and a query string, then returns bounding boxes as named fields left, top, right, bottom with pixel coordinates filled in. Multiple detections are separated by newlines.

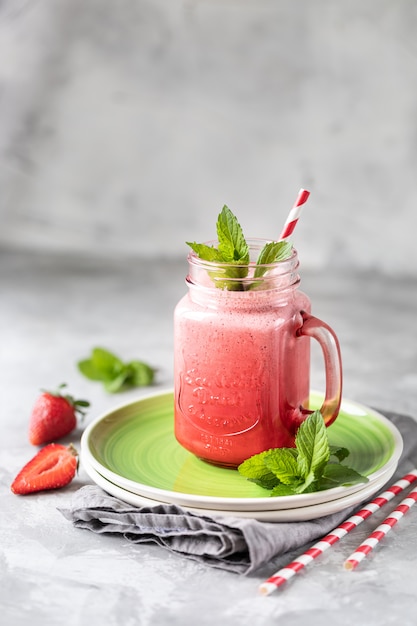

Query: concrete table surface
left=1, top=249, right=417, bottom=626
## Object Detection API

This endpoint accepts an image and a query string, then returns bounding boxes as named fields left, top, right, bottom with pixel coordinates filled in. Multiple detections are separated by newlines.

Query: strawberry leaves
left=42, top=383, right=90, bottom=418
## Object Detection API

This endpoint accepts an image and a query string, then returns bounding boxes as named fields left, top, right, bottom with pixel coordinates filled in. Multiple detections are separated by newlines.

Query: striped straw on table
left=279, top=188, right=310, bottom=241
left=259, top=469, right=417, bottom=596
left=344, top=485, right=417, bottom=570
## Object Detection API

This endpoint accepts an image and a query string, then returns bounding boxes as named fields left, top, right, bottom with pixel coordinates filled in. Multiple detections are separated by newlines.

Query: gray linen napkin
left=59, top=411, right=417, bottom=575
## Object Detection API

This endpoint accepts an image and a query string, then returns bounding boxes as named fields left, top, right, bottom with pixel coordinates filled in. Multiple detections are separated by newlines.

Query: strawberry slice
left=11, top=443, right=78, bottom=495
left=28, top=383, right=89, bottom=445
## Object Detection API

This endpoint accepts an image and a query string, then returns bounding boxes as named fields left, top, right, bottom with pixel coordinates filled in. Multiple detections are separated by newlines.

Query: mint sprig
left=77, top=347, right=155, bottom=393
left=187, top=205, right=293, bottom=290
left=238, top=411, right=368, bottom=496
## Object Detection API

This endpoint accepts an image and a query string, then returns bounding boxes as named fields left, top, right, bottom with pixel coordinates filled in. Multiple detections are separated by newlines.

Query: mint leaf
left=103, top=371, right=129, bottom=393
left=238, top=450, right=279, bottom=490
left=186, top=242, right=223, bottom=263
left=270, top=483, right=300, bottom=497
left=78, top=347, right=124, bottom=383
left=254, top=241, right=293, bottom=279
left=216, top=206, right=249, bottom=263
left=296, top=410, right=330, bottom=487
left=77, top=347, right=155, bottom=393
left=125, top=361, right=155, bottom=387
left=329, top=445, right=350, bottom=463
left=94, top=347, right=124, bottom=378
left=318, top=464, right=369, bottom=491
left=77, top=359, right=105, bottom=382
left=264, top=448, right=300, bottom=485
left=215, top=206, right=250, bottom=288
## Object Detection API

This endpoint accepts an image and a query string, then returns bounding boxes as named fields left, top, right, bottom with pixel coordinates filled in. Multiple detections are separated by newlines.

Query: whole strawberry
left=11, top=443, right=78, bottom=494
left=28, top=383, right=90, bottom=445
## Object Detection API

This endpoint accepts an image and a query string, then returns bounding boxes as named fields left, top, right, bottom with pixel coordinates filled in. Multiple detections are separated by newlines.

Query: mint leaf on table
left=238, top=410, right=369, bottom=496
left=77, top=347, right=155, bottom=393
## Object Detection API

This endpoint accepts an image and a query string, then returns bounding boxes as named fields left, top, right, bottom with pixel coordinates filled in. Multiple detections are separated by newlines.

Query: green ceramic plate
left=81, top=390, right=403, bottom=512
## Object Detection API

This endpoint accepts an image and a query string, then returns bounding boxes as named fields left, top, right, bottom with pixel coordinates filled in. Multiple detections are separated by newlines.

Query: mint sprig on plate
left=238, top=411, right=368, bottom=496
left=77, top=347, right=155, bottom=393
left=187, top=206, right=292, bottom=290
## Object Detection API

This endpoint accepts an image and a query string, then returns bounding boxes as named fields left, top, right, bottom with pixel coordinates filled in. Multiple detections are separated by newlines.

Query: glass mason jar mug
left=174, top=240, right=342, bottom=468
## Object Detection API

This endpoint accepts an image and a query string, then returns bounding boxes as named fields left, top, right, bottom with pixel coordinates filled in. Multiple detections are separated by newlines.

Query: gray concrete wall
left=1, top=0, right=416, bottom=273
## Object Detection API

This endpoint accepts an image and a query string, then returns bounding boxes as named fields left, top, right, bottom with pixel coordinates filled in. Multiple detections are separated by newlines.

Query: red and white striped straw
left=279, top=188, right=310, bottom=240
left=344, top=485, right=417, bottom=571
left=259, top=469, right=417, bottom=596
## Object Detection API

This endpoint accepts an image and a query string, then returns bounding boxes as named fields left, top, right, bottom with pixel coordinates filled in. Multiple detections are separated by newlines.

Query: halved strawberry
left=11, top=443, right=78, bottom=495
left=28, top=383, right=89, bottom=445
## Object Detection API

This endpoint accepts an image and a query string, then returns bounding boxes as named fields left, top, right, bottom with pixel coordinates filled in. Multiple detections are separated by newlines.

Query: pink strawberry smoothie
left=174, top=285, right=312, bottom=467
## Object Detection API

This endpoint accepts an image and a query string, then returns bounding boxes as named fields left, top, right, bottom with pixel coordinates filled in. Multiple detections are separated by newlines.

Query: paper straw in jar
left=343, top=485, right=417, bottom=571
left=279, top=188, right=310, bottom=240
left=259, top=469, right=417, bottom=596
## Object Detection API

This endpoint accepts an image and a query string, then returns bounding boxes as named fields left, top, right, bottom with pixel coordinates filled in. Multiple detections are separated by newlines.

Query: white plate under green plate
left=81, top=390, right=403, bottom=512
left=81, top=455, right=397, bottom=522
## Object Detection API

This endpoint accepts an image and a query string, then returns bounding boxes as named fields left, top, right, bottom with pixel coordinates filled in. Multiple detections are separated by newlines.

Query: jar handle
left=297, top=310, right=343, bottom=426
